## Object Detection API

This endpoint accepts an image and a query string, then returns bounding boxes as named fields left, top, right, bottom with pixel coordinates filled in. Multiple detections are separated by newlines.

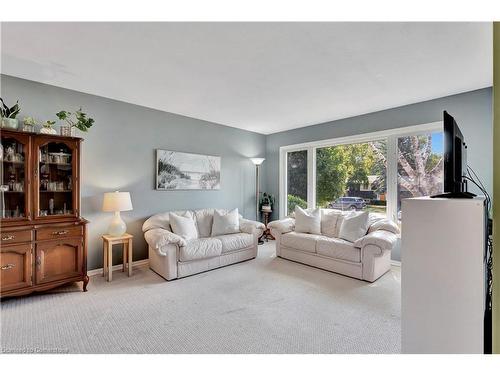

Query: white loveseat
left=142, top=209, right=265, bottom=280
left=268, top=209, right=400, bottom=282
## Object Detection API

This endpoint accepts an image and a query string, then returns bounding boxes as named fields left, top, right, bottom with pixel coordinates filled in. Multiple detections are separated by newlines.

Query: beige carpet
left=0, top=241, right=401, bottom=354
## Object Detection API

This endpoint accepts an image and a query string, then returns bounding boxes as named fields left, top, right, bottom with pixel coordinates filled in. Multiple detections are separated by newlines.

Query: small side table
left=259, top=211, right=275, bottom=242
left=102, top=233, right=133, bottom=282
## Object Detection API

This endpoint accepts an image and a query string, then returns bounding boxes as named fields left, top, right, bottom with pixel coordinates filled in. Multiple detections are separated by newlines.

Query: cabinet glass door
left=0, top=133, right=30, bottom=220
left=36, top=140, right=77, bottom=218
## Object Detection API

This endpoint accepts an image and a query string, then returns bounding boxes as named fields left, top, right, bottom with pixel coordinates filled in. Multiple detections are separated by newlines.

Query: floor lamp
left=250, top=158, right=265, bottom=222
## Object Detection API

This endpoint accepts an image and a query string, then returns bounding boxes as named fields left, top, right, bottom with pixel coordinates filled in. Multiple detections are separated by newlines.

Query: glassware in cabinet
left=36, top=140, right=76, bottom=218
left=0, top=133, right=29, bottom=220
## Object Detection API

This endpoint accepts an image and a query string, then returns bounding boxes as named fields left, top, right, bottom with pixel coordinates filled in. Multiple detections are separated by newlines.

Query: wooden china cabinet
left=0, top=129, right=88, bottom=298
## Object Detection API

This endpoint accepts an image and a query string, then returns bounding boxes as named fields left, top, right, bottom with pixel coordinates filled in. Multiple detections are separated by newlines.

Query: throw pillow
left=194, top=209, right=214, bottom=238
left=338, top=211, right=370, bottom=242
left=169, top=211, right=198, bottom=241
left=295, top=206, right=321, bottom=234
left=334, top=213, right=346, bottom=238
left=321, top=209, right=342, bottom=237
left=212, top=208, right=240, bottom=236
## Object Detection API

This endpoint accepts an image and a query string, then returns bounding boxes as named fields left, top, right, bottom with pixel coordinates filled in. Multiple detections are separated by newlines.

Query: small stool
left=102, top=233, right=133, bottom=281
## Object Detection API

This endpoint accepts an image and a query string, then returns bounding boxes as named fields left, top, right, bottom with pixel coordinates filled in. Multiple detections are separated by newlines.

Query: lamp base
left=107, top=211, right=127, bottom=236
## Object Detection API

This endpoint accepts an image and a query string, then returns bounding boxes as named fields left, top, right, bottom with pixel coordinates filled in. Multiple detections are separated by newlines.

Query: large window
left=280, top=122, right=444, bottom=222
left=286, top=150, right=308, bottom=215
left=316, top=141, right=387, bottom=215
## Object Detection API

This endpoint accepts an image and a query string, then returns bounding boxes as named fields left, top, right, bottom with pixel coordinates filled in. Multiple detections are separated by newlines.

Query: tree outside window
left=285, top=132, right=443, bottom=219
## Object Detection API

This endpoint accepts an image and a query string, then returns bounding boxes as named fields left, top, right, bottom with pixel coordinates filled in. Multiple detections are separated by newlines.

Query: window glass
left=397, top=132, right=444, bottom=221
left=286, top=150, right=308, bottom=215
left=316, top=140, right=387, bottom=215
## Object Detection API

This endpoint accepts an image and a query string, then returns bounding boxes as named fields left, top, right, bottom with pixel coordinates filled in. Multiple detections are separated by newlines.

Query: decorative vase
left=262, top=205, right=272, bottom=212
left=60, top=125, right=75, bottom=137
left=1, top=118, right=19, bottom=129
left=22, top=124, right=36, bottom=133
left=40, top=126, right=57, bottom=135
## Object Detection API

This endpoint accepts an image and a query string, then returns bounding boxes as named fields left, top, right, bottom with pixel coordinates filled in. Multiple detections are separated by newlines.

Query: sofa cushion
left=334, top=214, right=345, bottom=238
left=321, top=209, right=343, bottom=237
left=194, top=208, right=215, bottom=238
left=179, top=238, right=222, bottom=262
left=338, top=211, right=370, bottom=242
left=142, top=212, right=171, bottom=232
left=169, top=211, right=198, bottom=240
left=368, top=218, right=400, bottom=235
left=215, top=233, right=254, bottom=253
left=295, top=206, right=321, bottom=234
left=317, top=237, right=361, bottom=263
left=143, top=210, right=194, bottom=232
left=212, top=208, right=240, bottom=236
left=281, top=232, right=321, bottom=253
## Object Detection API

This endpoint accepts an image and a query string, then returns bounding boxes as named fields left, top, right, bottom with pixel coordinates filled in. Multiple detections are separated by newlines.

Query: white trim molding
left=279, top=121, right=443, bottom=219
left=87, top=259, right=149, bottom=277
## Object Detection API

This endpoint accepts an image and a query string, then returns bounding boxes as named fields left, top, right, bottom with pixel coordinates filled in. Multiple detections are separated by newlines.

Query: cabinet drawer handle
left=1, top=263, right=15, bottom=270
left=1, top=235, right=15, bottom=241
left=52, top=230, right=69, bottom=236
left=36, top=256, right=41, bottom=267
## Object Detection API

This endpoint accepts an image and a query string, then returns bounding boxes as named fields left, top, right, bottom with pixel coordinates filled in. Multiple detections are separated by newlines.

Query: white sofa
left=142, top=209, right=265, bottom=280
left=268, top=209, right=400, bottom=282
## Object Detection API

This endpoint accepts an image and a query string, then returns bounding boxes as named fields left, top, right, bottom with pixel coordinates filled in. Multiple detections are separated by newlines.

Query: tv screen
left=434, top=111, right=475, bottom=198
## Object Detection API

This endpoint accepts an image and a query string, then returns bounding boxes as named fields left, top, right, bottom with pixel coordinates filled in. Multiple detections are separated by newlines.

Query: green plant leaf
left=44, top=120, right=56, bottom=127
left=0, top=99, right=20, bottom=118
left=9, top=103, right=20, bottom=118
left=56, top=110, right=69, bottom=120
left=0, top=98, right=9, bottom=116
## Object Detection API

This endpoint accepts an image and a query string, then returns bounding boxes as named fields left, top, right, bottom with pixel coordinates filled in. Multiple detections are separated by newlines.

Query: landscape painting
left=156, top=150, right=221, bottom=190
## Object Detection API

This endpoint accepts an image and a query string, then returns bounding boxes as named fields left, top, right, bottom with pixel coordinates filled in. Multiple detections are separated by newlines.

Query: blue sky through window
left=431, top=132, right=443, bottom=154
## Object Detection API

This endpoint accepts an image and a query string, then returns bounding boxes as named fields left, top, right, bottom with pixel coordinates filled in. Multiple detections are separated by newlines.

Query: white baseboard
left=88, top=259, right=149, bottom=276
left=89, top=258, right=400, bottom=274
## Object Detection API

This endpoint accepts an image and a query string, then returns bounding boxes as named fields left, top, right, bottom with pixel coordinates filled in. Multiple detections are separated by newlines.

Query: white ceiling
left=0, top=22, right=492, bottom=134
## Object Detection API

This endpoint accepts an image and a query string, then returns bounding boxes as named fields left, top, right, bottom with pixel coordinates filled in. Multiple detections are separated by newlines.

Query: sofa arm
left=353, top=230, right=399, bottom=251
left=268, top=218, right=295, bottom=237
left=240, top=218, right=265, bottom=237
left=368, top=218, right=400, bottom=235
left=361, top=244, right=391, bottom=282
left=144, top=228, right=186, bottom=255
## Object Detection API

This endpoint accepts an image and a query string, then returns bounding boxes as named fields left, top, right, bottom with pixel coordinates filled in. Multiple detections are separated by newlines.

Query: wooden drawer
left=36, top=226, right=83, bottom=241
left=1, top=229, right=32, bottom=245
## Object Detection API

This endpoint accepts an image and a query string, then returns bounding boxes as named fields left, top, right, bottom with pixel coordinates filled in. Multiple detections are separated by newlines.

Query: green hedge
left=370, top=199, right=387, bottom=206
left=287, top=194, right=307, bottom=215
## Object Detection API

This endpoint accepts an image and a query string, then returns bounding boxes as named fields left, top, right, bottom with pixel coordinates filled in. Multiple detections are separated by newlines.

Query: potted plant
left=259, top=192, right=275, bottom=212
left=56, top=108, right=95, bottom=136
left=22, top=116, right=39, bottom=133
left=40, top=120, right=57, bottom=134
left=0, top=98, right=21, bottom=129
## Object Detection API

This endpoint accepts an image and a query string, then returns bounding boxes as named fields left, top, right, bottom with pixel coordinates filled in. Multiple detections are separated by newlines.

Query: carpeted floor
left=0, top=241, right=401, bottom=354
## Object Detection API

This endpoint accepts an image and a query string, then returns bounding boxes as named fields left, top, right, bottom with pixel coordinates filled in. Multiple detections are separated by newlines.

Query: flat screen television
left=431, top=111, right=475, bottom=198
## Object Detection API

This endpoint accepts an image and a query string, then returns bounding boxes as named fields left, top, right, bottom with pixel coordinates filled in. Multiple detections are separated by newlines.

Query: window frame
left=279, top=121, right=443, bottom=220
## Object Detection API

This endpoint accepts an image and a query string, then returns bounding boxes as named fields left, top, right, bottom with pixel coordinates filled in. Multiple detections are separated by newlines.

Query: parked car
left=329, top=197, right=367, bottom=211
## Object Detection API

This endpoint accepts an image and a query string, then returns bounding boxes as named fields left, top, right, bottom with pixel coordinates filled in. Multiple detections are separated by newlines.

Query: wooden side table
left=259, top=211, right=275, bottom=242
left=102, top=233, right=133, bottom=282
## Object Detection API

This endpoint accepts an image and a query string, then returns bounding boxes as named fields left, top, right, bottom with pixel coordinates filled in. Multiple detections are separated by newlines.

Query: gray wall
left=265, top=88, right=493, bottom=261
left=1, top=75, right=266, bottom=270
left=2, top=74, right=492, bottom=265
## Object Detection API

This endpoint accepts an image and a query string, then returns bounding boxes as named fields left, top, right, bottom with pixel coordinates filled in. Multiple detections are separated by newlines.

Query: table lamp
left=102, top=191, right=133, bottom=236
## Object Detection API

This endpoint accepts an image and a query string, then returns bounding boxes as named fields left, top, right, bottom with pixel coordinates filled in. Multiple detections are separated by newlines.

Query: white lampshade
left=102, top=191, right=133, bottom=212
left=250, top=158, right=265, bottom=165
